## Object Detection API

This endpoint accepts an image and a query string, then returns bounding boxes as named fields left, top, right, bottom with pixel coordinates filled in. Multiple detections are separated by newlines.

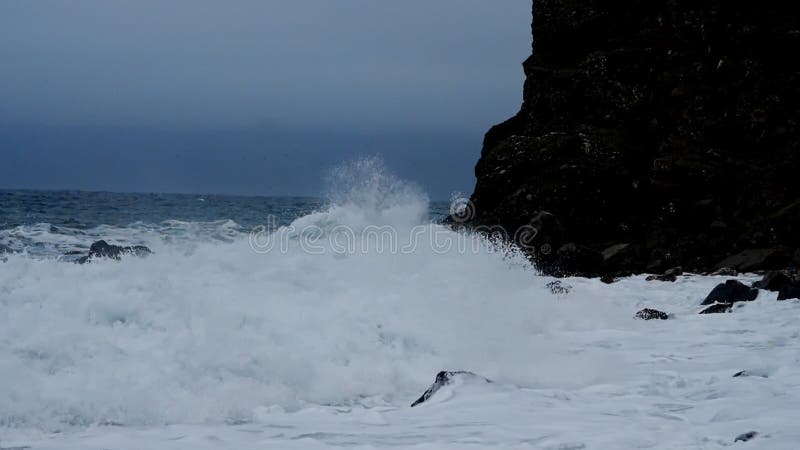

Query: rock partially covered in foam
left=635, top=308, right=669, bottom=320
left=546, top=280, right=571, bottom=295
left=411, top=371, right=491, bottom=407
left=734, top=431, right=759, bottom=443
left=77, top=240, right=152, bottom=264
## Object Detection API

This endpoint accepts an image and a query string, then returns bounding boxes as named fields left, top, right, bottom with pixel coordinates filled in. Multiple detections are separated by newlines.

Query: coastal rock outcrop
left=465, top=0, right=800, bottom=276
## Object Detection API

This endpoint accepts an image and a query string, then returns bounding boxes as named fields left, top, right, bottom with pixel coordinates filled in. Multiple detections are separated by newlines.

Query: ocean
left=1, top=160, right=799, bottom=449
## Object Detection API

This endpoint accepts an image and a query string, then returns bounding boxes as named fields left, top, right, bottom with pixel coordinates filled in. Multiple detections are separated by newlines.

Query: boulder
left=701, top=280, right=759, bottom=306
left=635, top=309, right=669, bottom=320
left=411, top=371, right=491, bottom=407
left=715, top=247, right=792, bottom=273
left=752, top=271, right=793, bottom=291
left=77, top=240, right=152, bottom=264
left=777, top=282, right=800, bottom=301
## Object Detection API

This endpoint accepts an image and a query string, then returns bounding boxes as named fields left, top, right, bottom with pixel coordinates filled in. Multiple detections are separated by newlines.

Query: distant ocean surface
left=0, top=189, right=451, bottom=259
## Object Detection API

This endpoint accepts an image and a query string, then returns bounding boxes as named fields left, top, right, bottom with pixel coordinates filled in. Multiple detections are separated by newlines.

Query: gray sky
left=0, top=1, right=531, bottom=199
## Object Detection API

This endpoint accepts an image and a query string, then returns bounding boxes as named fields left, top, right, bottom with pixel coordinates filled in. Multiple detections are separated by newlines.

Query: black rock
left=646, top=266, right=683, bottom=282
left=716, top=248, right=792, bottom=273
left=701, top=280, right=759, bottom=306
left=600, top=275, right=617, bottom=284
left=601, top=243, right=641, bottom=273
left=752, top=271, right=793, bottom=292
left=554, top=243, right=603, bottom=277
left=699, top=303, right=734, bottom=315
left=546, top=280, right=571, bottom=295
left=734, top=431, right=758, bottom=443
left=460, top=1, right=800, bottom=277
left=635, top=309, right=669, bottom=320
left=78, top=240, right=152, bottom=264
left=777, top=282, right=800, bottom=301
left=411, top=371, right=491, bottom=407
left=733, top=371, right=768, bottom=378
left=710, top=268, right=738, bottom=277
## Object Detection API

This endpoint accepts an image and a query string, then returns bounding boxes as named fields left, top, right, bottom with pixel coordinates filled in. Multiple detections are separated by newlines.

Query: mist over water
left=0, top=159, right=629, bottom=432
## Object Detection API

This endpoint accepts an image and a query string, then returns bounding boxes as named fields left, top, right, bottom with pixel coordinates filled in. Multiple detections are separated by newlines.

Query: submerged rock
left=635, top=309, right=669, bottom=321
left=734, top=431, right=759, bottom=443
left=546, top=280, right=572, bottom=295
left=701, top=280, right=759, bottom=306
left=411, top=371, right=491, bottom=407
left=733, top=371, right=768, bottom=379
left=699, top=303, right=734, bottom=315
left=77, top=240, right=152, bottom=264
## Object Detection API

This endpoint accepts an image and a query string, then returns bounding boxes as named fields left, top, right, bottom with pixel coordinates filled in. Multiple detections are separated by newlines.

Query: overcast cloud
left=1, top=0, right=531, bottom=198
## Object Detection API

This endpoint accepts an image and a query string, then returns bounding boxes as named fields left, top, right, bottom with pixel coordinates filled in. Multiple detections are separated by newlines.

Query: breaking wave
left=0, top=158, right=630, bottom=431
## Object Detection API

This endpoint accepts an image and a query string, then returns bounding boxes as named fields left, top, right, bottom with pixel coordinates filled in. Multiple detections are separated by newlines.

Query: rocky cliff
left=467, top=0, right=800, bottom=276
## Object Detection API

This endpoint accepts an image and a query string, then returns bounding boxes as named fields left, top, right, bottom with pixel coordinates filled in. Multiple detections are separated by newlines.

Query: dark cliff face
left=469, top=0, right=800, bottom=276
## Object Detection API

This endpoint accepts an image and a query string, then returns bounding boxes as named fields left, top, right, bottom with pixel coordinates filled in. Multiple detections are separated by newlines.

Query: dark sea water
left=0, top=189, right=450, bottom=259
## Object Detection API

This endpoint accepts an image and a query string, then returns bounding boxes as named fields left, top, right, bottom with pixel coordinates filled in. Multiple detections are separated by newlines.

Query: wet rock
left=77, top=240, right=152, bottom=264
left=635, top=309, right=669, bottom=321
left=646, top=267, right=683, bottom=282
left=777, top=282, right=800, bottom=301
left=716, top=247, right=792, bottom=273
left=0, top=243, right=13, bottom=254
left=734, top=431, right=758, bottom=443
left=546, top=280, right=572, bottom=295
left=555, top=243, right=603, bottom=276
left=701, top=280, right=759, bottom=306
left=710, top=267, right=737, bottom=277
left=600, top=275, right=617, bottom=284
left=411, top=371, right=491, bottom=407
left=733, top=371, right=768, bottom=378
left=699, top=303, right=734, bottom=315
left=752, top=271, right=793, bottom=292
left=601, top=243, right=641, bottom=273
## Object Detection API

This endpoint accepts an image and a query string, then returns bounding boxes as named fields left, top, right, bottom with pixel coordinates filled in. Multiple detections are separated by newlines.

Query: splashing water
left=2, top=159, right=800, bottom=449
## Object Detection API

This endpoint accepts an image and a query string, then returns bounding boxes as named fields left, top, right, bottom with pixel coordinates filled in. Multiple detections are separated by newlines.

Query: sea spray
left=0, top=159, right=630, bottom=431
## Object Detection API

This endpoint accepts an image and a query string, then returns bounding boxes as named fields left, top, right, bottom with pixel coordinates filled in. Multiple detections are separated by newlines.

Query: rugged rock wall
left=468, top=0, right=800, bottom=276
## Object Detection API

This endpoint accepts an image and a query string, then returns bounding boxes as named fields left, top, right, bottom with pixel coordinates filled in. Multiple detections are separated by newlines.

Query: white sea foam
left=1, top=160, right=799, bottom=448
